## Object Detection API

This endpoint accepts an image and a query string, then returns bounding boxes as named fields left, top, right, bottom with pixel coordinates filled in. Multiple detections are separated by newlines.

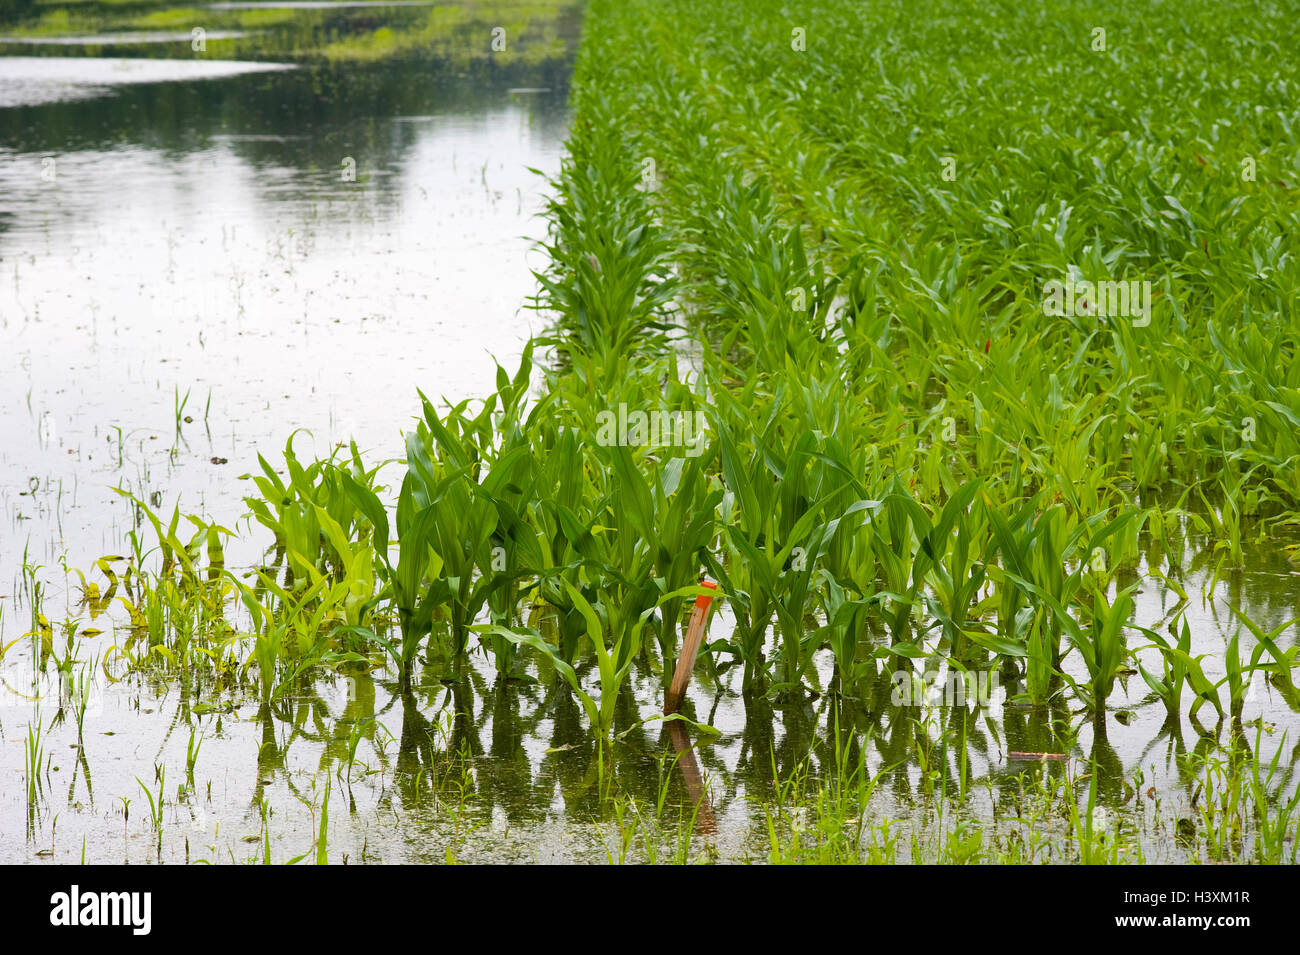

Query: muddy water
left=2, top=51, right=1299, bottom=865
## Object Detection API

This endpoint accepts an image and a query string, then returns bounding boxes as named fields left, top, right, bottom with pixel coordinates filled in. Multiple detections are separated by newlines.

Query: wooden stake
left=664, top=581, right=716, bottom=715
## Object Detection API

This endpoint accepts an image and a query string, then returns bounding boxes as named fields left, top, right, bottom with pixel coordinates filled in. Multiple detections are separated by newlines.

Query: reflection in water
left=0, top=33, right=252, bottom=47
left=667, top=719, right=715, bottom=836
left=0, top=55, right=294, bottom=108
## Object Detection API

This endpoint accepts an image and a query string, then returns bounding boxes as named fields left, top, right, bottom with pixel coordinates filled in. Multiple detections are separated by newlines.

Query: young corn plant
left=709, top=419, right=853, bottom=694
left=599, top=442, right=721, bottom=690
left=1067, top=582, right=1140, bottom=717
left=867, top=483, right=927, bottom=650
left=1247, top=728, right=1300, bottom=864
left=1137, top=612, right=1194, bottom=725
left=1227, top=604, right=1300, bottom=711
left=25, top=721, right=44, bottom=811
left=526, top=427, right=603, bottom=665
left=137, top=766, right=166, bottom=854
left=906, top=480, right=989, bottom=662
left=992, top=503, right=1140, bottom=708
left=337, top=400, right=516, bottom=683
left=230, top=566, right=366, bottom=701
left=480, top=580, right=712, bottom=782
left=404, top=396, right=504, bottom=654
left=340, top=465, right=438, bottom=685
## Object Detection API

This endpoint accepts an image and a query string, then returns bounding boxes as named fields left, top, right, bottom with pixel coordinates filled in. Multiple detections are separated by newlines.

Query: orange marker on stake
left=664, top=580, right=717, bottom=715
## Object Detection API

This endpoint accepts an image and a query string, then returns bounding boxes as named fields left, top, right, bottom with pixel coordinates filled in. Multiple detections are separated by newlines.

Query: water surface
left=0, top=51, right=577, bottom=862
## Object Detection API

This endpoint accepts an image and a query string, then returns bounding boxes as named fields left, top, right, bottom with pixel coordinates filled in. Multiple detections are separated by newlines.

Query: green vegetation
left=6, top=0, right=1300, bottom=862
left=0, top=0, right=37, bottom=25
left=0, top=0, right=582, bottom=66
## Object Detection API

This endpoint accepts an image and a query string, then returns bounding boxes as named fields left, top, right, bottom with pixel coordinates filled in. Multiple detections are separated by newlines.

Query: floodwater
left=1, top=47, right=1298, bottom=865
left=0, top=55, right=570, bottom=567
left=0, top=51, right=582, bottom=862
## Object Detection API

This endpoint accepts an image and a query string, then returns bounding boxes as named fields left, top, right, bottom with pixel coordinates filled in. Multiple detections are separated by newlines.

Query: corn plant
left=1248, top=728, right=1300, bottom=864
left=1136, top=612, right=1194, bottom=724
left=709, top=417, right=854, bottom=694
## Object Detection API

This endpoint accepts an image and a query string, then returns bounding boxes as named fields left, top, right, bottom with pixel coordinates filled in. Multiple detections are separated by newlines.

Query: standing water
left=0, top=57, right=570, bottom=570
left=0, top=49, right=588, bottom=862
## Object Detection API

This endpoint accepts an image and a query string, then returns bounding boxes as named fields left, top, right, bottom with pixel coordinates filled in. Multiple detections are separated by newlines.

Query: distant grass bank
left=0, top=0, right=583, bottom=65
